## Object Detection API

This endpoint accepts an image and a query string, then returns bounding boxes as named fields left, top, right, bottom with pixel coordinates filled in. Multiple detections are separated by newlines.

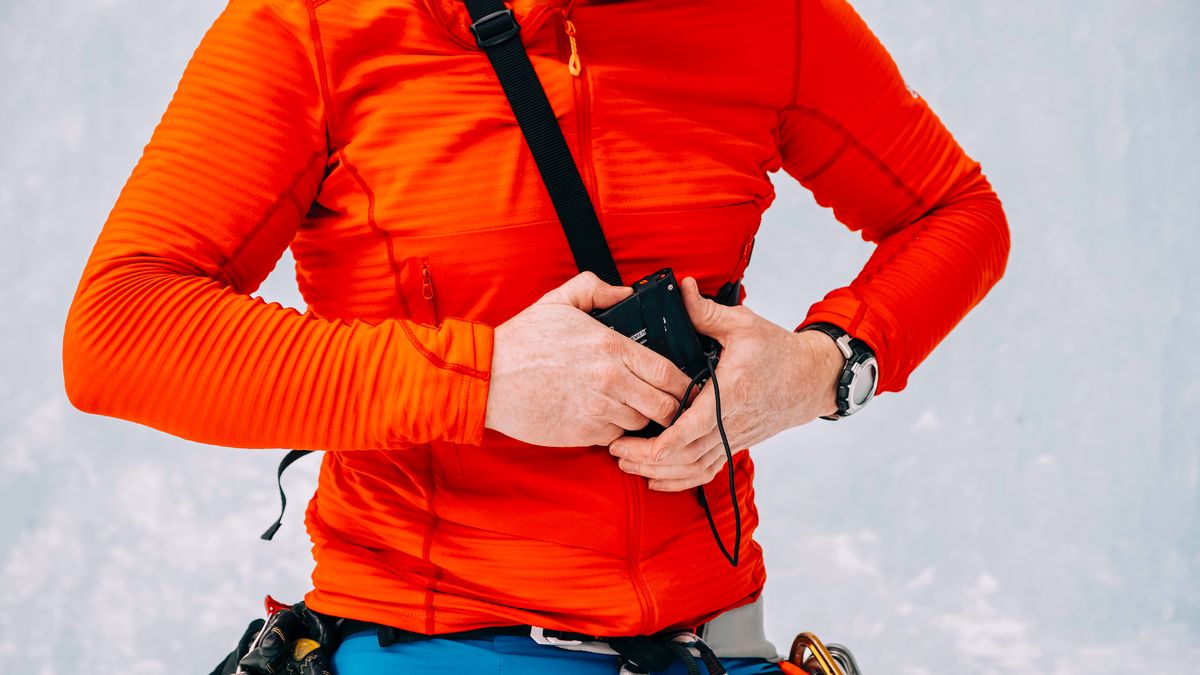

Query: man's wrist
left=794, top=328, right=845, bottom=419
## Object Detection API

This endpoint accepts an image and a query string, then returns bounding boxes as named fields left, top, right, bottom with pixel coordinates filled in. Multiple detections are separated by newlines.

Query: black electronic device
left=592, top=269, right=711, bottom=377
left=591, top=268, right=721, bottom=438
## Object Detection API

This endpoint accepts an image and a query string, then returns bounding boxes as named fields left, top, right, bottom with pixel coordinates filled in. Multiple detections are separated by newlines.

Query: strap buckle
left=470, top=8, right=521, bottom=48
left=529, top=626, right=584, bottom=647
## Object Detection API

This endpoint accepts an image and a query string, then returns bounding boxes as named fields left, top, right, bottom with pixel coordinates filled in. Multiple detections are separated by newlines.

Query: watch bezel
left=842, top=352, right=878, bottom=414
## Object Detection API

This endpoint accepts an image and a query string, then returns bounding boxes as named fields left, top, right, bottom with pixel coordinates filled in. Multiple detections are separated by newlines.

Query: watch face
left=850, top=357, right=879, bottom=407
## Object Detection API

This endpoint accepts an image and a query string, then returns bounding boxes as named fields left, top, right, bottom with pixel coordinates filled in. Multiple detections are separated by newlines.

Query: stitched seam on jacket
left=285, top=190, right=305, bottom=215
left=305, top=0, right=339, bottom=139
left=217, top=149, right=326, bottom=285
left=422, top=444, right=443, bottom=634
left=797, top=134, right=852, bottom=184
left=456, top=365, right=471, bottom=444
left=335, top=150, right=404, bottom=306
left=780, top=104, right=928, bottom=214
left=308, top=1, right=404, bottom=314
left=846, top=287, right=870, bottom=336
left=401, top=320, right=491, bottom=379
left=790, top=0, right=803, bottom=106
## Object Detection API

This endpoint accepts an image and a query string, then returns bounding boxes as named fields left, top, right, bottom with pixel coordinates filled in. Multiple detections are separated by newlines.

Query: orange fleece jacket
left=63, top=0, right=1008, bottom=635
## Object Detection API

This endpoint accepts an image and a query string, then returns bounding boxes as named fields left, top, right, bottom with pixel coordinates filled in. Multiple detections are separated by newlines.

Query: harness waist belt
left=335, top=597, right=781, bottom=662
left=337, top=619, right=605, bottom=646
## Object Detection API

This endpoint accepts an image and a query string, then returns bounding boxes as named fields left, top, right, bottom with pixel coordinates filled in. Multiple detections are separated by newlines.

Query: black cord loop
left=667, top=354, right=741, bottom=567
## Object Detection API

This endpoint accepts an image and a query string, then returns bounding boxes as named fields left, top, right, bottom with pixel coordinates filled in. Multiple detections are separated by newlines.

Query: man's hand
left=607, top=276, right=845, bottom=491
left=484, top=272, right=694, bottom=448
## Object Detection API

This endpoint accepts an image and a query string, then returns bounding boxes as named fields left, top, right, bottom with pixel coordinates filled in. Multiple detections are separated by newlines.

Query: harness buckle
left=470, top=9, right=521, bottom=48
left=530, top=626, right=584, bottom=647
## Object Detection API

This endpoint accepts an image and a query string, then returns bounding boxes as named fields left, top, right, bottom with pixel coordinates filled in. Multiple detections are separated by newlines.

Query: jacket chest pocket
left=399, top=256, right=439, bottom=326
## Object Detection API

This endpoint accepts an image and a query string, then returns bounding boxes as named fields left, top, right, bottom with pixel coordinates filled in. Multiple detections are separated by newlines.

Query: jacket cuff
left=796, top=289, right=904, bottom=393
left=387, top=317, right=494, bottom=447
left=446, top=317, right=494, bottom=446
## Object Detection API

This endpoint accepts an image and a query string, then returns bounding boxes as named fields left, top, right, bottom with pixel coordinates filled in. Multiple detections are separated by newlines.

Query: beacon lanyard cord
left=667, top=353, right=741, bottom=567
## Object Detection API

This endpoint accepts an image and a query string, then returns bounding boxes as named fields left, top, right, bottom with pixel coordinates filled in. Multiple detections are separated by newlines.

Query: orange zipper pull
left=421, top=261, right=434, bottom=300
left=564, top=18, right=581, bottom=77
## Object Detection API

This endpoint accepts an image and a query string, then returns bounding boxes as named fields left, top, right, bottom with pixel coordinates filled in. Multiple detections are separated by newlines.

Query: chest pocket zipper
left=402, top=257, right=439, bottom=326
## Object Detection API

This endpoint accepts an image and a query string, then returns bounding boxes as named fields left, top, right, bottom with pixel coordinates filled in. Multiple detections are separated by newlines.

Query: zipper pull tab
left=564, top=18, right=581, bottom=77
left=421, top=261, right=434, bottom=300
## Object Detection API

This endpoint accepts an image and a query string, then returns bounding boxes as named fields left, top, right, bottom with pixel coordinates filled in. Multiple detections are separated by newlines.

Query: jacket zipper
left=560, top=13, right=600, bottom=215
left=622, top=472, right=656, bottom=633
left=559, top=11, right=652, bottom=631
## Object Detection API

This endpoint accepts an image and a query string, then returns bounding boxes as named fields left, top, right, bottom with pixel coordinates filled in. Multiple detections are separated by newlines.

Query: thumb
left=681, top=276, right=734, bottom=338
left=541, top=271, right=632, bottom=312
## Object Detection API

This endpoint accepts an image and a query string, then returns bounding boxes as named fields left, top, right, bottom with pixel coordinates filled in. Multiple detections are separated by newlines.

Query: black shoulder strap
left=463, top=0, right=622, bottom=286
left=260, top=449, right=313, bottom=541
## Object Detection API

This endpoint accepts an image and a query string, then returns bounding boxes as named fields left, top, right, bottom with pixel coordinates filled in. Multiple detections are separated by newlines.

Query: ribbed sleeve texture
left=781, top=0, right=1011, bottom=393
left=61, top=0, right=493, bottom=450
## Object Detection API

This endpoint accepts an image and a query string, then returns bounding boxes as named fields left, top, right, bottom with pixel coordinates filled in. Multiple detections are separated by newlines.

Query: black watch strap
left=799, top=322, right=878, bottom=420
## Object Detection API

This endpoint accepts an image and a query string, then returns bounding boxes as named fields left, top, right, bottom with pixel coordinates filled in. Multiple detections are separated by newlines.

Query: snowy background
left=2, top=0, right=1198, bottom=673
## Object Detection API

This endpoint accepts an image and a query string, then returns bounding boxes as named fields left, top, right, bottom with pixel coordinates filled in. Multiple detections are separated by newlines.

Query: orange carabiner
left=789, top=632, right=846, bottom=675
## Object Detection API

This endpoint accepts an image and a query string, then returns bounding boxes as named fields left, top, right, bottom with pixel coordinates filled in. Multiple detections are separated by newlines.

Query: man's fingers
left=617, top=444, right=725, bottom=481
left=609, top=435, right=657, bottom=464
left=620, top=375, right=683, bottom=427
left=618, top=339, right=692, bottom=401
left=680, top=276, right=735, bottom=340
left=596, top=422, right=627, bottom=447
left=584, top=392, right=651, bottom=435
left=648, top=450, right=729, bottom=492
left=608, top=401, right=652, bottom=434
left=541, top=271, right=632, bottom=312
left=652, top=386, right=718, bottom=461
left=671, top=427, right=724, bottom=464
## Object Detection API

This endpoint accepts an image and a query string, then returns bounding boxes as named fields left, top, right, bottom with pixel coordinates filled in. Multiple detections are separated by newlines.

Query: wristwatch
left=798, top=322, right=879, bottom=420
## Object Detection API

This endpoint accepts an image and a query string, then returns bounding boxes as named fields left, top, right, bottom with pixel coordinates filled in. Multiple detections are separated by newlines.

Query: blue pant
left=332, top=630, right=783, bottom=674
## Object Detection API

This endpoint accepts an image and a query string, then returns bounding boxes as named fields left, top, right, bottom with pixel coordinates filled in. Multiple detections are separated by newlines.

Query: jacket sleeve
left=778, top=0, right=1010, bottom=394
left=61, top=0, right=493, bottom=450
